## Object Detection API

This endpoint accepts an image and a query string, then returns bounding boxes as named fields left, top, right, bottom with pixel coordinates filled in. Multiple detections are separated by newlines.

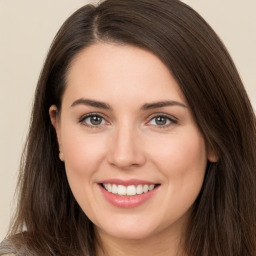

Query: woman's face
left=50, top=43, right=216, bottom=241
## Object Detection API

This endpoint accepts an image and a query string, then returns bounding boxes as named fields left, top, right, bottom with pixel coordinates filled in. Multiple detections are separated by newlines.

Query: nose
left=107, top=124, right=146, bottom=169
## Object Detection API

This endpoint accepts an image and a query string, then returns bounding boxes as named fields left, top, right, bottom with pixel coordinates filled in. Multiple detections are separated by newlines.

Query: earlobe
left=207, top=148, right=218, bottom=163
left=59, top=151, right=65, bottom=162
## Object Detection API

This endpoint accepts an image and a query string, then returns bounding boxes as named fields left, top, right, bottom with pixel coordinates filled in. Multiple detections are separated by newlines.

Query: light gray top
left=0, top=239, right=16, bottom=255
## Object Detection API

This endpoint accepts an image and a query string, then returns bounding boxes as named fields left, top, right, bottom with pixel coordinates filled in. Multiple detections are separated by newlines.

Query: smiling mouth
left=101, top=183, right=160, bottom=196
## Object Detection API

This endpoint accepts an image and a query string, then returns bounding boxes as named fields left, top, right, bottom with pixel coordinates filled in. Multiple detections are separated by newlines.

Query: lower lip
left=99, top=184, right=159, bottom=208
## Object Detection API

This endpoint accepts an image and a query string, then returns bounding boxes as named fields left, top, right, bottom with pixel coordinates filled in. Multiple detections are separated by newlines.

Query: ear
left=207, top=146, right=218, bottom=163
left=49, top=105, right=63, bottom=159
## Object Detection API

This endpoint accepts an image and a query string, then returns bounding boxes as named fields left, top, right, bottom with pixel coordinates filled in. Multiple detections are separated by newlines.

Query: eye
left=80, top=114, right=107, bottom=127
left=148, top=115, right=176, bottom=127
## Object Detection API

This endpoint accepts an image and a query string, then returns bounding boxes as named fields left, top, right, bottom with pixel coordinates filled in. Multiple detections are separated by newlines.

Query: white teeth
left=126, top=185, right=136, bottom=196
left=107, top=184, right=112, bottom=193
left=136, top=184, right=143, bottom=195
left=112, top=184, right=118, bottom=194
left=117, top=185, right=126, bottom=195
left=143, top=184, right=149, bottom=193
left=102, top=183, right=156, bottom=196
left=149, top=184, right=155, bottom=191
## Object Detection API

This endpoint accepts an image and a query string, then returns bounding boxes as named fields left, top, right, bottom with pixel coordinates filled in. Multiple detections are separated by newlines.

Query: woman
left=1, top=0, right=255, bottom=255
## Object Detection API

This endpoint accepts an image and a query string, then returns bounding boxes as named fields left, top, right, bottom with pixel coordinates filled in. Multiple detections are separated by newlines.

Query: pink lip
left=99, top=178, right=156, bottom=186
left=98, top=180, right=159, bottom=208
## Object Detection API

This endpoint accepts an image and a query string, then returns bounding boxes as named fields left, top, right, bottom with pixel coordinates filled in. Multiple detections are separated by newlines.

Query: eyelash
left=147, top=114, right=177, bottom=128
left=79, top=113, right=177, bottom=128
left=79, top=113, right=108, bottom=128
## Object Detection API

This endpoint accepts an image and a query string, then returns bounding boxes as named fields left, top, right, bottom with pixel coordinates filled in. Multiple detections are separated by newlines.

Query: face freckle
left=50, top=42, right=211, bottom=244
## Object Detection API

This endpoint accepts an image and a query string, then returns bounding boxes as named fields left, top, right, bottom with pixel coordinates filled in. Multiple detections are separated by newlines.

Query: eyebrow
left=70, top=98, right=187, bottom=110
left=141, top=100, right=187, bottom=110
left=70, top=98, right=112, bottom=110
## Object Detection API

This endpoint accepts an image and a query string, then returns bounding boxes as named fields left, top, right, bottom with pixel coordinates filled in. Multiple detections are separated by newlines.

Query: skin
left=50, top=43, right=217, bottom=256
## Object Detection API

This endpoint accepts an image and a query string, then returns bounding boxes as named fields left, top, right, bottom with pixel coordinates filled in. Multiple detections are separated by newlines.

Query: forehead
left=63, top=43, right=186, bottom=107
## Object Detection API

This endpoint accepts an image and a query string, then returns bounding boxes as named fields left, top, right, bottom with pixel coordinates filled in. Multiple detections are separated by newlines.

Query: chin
left=96, top=220, right=159, bottom=241
left=115, top=230, right=154, bottom=240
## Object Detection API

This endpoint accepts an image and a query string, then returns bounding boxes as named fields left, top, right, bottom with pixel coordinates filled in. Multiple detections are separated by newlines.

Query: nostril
left=107, top=150, right=147, bottom=169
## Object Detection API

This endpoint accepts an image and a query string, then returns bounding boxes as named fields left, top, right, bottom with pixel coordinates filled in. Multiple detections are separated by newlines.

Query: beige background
left=0, top=0, right=255, bottom=240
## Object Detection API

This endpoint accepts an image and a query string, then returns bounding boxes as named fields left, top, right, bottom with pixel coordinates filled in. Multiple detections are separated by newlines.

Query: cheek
left=148, top=129, right=207, bottom=223
left=64, top=141, right=101, bottom=173
left=60, top=130, right=108, bottom=213
left=60, top=126, right=108, bottom=203
left=148, top=127, right=207, bottom=206
left=151, top=128, right=207, bottom=175
left=61, top=128, right=106, bottom=173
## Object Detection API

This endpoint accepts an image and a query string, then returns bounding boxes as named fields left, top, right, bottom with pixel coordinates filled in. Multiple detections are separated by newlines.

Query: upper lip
left=99, top=179, right=158, bottom=186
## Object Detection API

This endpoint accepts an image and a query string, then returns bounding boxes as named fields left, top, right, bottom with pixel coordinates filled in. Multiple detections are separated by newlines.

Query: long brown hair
left=7, top=0, right=256, bottom=255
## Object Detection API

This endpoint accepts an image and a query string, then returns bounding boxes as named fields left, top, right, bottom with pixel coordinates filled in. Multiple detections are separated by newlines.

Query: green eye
left=83, top=115, right=106, bottom=126
left=148, top=115, right=175, bottom=127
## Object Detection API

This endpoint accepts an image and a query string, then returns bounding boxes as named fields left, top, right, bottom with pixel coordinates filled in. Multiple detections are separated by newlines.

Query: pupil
left=90, top=116, right=102, bottom=125
left=156, top=116, right=166, bottom=125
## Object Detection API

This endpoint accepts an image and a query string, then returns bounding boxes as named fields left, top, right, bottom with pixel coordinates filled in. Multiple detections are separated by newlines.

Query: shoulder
left=0, top=239, right=16, bottom=255
left=0, top=233, right=48, bottom=256
left=0, top=235, right=31, bottom=256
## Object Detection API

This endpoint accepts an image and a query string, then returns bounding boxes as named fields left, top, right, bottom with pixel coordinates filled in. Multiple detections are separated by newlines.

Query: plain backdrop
left=0, top=0, right=255, bottom=240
